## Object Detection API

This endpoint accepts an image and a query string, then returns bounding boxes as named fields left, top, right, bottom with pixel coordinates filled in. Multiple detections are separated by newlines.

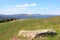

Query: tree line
left=0, top=18, right=19, bottom=23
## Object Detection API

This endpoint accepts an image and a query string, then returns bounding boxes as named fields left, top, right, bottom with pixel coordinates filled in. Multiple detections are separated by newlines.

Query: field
left=0, top=16, right=60, bottom=40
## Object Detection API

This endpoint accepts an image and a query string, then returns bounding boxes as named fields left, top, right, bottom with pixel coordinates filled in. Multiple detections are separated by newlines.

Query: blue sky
left=0, top=0, right=60, bottom=15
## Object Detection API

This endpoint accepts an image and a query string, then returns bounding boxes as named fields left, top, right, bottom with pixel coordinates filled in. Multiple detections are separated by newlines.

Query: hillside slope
left=0, top=16, right=60, bottom=40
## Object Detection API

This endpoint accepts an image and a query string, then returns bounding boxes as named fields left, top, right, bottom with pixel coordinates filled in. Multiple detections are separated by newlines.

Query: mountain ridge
left=0, top=14, right=57, bottom=21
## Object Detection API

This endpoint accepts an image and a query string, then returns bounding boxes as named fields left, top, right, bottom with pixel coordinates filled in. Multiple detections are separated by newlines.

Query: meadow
left=0, top=16, right=60, bottom=40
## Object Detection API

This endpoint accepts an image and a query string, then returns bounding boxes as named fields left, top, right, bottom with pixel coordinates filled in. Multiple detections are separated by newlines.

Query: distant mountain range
left=0, top=14, right=58, bottom=21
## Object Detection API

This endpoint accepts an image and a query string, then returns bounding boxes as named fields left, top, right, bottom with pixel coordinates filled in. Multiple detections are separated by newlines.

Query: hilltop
left=0, top=16, right=60, bottom=40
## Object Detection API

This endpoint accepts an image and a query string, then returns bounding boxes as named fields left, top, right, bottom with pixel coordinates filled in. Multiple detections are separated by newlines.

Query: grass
left=0, top=16, right=60, bottom=40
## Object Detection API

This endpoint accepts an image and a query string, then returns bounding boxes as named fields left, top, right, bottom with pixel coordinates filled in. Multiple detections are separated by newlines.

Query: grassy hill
left=0, top=16, right=60, bottom=40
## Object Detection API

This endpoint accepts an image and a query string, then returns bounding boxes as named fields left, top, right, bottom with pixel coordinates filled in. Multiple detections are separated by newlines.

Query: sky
left=0, top=0, right=60, bottom=15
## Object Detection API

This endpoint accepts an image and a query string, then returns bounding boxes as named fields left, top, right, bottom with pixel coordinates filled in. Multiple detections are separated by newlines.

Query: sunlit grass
left=0, top=16, right=60, bottom=40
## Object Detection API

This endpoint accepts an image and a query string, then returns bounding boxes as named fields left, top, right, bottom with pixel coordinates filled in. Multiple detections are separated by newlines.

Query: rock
left=18, top=30, right=37, bottom=39
left=47, top=29, right=57, bottom=35
left=35, top=29, right=57, bottom=38
left=17, top=29, right=57, bottom=39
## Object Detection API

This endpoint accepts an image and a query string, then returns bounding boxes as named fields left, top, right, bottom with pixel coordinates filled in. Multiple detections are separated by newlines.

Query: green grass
left=0, top=16, right=60, bottom=40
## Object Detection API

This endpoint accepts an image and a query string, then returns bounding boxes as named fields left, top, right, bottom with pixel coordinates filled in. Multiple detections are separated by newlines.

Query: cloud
left=0, top=3, right=37, bottom=15
left=40, top=8, right=48, bottom=10
left=15, top=3, right=36, bottom=8
left=38, top=11, right=60, bottom=15
left=0, top=3, right=60, bottom=15
left=49, top=11, right=60, bottom=15
left=5, top=3, right=36, bottom=8
left=30, top=3, right=36, bottom=6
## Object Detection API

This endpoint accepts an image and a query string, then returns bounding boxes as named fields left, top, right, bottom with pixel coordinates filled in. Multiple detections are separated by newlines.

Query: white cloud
left=0, top=3, right=37, bottom=15
left=49, top=11, right=60, bottom=15
left=15, top=3, right=36, bottom=8
left=40, top=8, right=45, bottom=10
left=40, top=8, right=48, bottom=10
left=30, top=3, right=36, bottom=6
left=0, top=3, right=60, bottom=15
left=15, top=4, right=29, bottom=8
left=38, top=11, right=60, bottom=15
left=5, top=3, right=36, bottom=8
